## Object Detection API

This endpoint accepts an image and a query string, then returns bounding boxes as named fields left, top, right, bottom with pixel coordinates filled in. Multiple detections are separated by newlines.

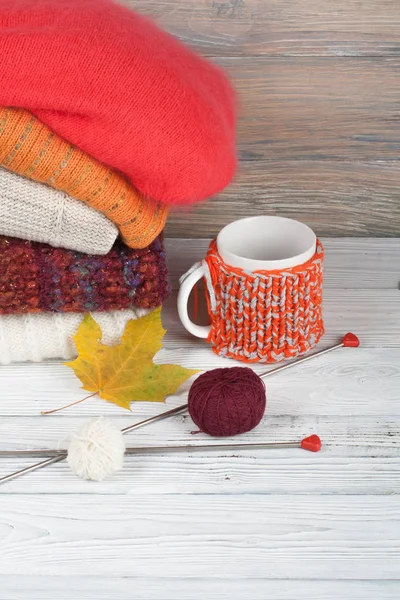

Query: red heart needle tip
left=343, top=332, right=360, bottom=348
left=301, top=434, right=322, bottom=452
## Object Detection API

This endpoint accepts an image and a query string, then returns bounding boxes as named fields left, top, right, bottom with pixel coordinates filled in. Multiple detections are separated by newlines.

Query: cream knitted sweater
left=0, top=168, right=118, bottom=254
left=0, top=308, right=150, bottom=364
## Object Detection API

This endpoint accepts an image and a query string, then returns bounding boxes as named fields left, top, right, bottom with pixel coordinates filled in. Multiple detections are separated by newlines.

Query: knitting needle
left=258, top=332, right=359, bottom=380
left=0, top=333, right=357, bottom=484
left=0, top=455, right=66, bottom=484
left=0, top=435, right=322, bottom=458
left=120, top=333, right=359, bottom=434
left=0, top=404, right=188, bottom=485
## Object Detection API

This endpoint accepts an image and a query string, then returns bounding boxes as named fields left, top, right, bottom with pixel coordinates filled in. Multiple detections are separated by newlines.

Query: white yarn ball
left=67, top=417, right=126, bottom=481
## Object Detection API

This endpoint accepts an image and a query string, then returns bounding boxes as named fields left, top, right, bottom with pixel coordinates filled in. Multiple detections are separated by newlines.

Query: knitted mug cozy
left=0, top=235, right=170, bottom=314
left=201, top=239, right=324, bottom=363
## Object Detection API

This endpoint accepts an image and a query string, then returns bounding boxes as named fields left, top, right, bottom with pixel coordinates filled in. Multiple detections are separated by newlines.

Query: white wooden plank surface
left=0, top=238, right=399, bottom=598
left=0, top=495, right=399, bottom=579
left=0, top=348, right=398, bottom=417
left=2, top=578, right=400, bottom=600
left=1, top=453, right=399, bottom=495
left=0, top=414, right=398, bottom=452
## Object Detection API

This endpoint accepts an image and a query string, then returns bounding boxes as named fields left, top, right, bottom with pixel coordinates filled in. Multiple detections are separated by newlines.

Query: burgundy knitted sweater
left=0, top=235, right=170, bottom=314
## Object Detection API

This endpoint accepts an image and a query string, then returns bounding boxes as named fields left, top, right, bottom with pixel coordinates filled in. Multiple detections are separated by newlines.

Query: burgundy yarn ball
left=188, top=367, right=266, bottom=437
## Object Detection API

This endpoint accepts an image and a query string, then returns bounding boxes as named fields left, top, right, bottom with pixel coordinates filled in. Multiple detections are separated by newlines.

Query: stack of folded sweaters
left=0, top=0, right=236, bottom=364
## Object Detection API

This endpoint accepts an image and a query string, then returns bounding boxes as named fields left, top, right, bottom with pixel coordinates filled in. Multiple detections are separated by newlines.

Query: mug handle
left=177, top=264, right=211, bottom=339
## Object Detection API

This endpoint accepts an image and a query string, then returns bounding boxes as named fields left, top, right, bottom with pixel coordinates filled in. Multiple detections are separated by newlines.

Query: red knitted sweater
left=0, top=0, right=236, bottom=205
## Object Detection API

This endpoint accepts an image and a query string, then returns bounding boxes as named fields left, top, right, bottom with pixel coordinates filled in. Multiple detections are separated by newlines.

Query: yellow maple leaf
left=66, top=308, right=199, bottom=410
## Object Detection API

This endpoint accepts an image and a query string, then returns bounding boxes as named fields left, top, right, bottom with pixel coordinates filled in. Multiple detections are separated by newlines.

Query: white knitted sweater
left=0, top=308, right=149, bottom=364
left=0, top=168, right=118, bottom=254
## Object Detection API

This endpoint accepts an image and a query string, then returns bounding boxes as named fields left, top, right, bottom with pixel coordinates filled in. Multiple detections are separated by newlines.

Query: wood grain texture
left=165, top=56, right=400, bottom=237
left=0, top=495, right=399, bottom=579
left=129, top=0, right=400, bottom=57
left=2, top=454, right=400, bottom=495
left=0, top=413, right=398, bottom=451
left=2, top=577, right=400, bottom=600
left=0, top=349, right=398, bottom=418
left=166, top=159, right=400, bottom=238
left=218, top=57, right=400, bottom=161
left=123, top=1, right=400, bottom=236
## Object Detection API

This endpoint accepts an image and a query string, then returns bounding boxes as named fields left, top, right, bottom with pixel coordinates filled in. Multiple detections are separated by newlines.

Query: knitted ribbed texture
left=0, top=0, right=236, bottom=205
left=0, top=108, right=168, bottom=249
left=203, top=239, right=324, bottom=363
left=0, top=235, right=170, bottom=314
left=0, top=308, right=150, bottom=364
left=0, top=167, right=118, bottom=254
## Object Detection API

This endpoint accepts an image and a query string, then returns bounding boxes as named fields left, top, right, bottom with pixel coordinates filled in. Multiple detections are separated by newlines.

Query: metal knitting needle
left=258, top=332, right=359, bottom=380
left=121, top=403, right=188, bottom=434
left=120, top=333, right=359, bottom=437
left=0, top=333, right=357, bottom=484
left=0, top=455, right=66, bottom=484
left=0, top=404, right=188, bottom=484
left=0, top=435, right=322, bottom=458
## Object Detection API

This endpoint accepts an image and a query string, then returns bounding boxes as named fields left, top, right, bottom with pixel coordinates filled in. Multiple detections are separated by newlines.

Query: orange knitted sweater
left=0, top=107, right=168, bottom=248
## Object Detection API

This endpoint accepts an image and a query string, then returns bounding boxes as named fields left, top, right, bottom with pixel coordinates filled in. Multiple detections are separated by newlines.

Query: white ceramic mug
left=178, top=216, right=317, bottom=339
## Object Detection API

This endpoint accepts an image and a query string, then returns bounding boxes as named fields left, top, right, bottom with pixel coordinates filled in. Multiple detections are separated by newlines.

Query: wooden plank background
left=127, top=0, right=400, bottom=237
left=1, top=239, right=399, bottom=597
